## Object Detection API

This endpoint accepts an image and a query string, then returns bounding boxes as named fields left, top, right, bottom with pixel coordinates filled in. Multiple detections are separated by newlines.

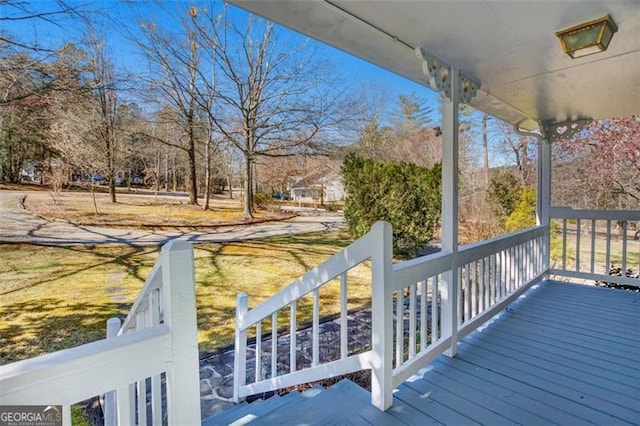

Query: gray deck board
left=205, top=280, right=640, bottom=425
left=463, top=331, right=639, bottom=396
left=477, top=327, right=640, bottom=386
left=416, top=368, right=559, bottom=424
left=455, top=340, right=640, bottom=421
left=394, top=383, right=482, bottom=425
left=496, top=315, right=639, bottom=362
left=403, top=376, right=518, bottom=425
left=431, top=358, right=591, bottom=425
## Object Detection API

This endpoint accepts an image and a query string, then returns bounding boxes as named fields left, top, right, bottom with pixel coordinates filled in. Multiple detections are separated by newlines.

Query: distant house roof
left=290, top=171, right=340, bottom=190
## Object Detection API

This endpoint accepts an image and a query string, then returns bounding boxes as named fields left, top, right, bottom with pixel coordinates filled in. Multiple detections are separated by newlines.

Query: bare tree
left=494, top=119, right=535, bottom=185
left=0, top=0, right=84, bottom=54
left=85, top=29, right=122, bottom=202
left=131, top=5, right=218, bottom=205
left=192, top=6, right=354, bottom=218
left=354, top=93, right=440, bottom=168
left=47, top=30, right=128, bottom=204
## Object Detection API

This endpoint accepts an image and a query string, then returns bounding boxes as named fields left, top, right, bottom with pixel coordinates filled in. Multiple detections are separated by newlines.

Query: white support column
left=370, top=221, right=393, bottom=411
left=162, top=240, right=201, bottom=426
left=537, top=137, right=552, bottom=272
left=441, top=67, right=460, bottom=357
left=536, top=138, right=552, bottom=227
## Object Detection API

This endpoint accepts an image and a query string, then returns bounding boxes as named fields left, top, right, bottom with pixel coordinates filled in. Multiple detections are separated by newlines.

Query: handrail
left=385, top=224, right=549, bottom=400
left=238, top=228, right=378, bottom=330
left=0, top=326, right=170, bottom=402
left=233, top=221, right=551, bottom=412
left=550, top=206, right=640, bottom=221
left=550, top=207, right=639, bottom=287
left=233, top=222, right=390, bottom=403
left=457, top=226, right=547, bottom=265
left=0, top=240, right=201, bottom=426
left=120, top=259, right=164, bottom=333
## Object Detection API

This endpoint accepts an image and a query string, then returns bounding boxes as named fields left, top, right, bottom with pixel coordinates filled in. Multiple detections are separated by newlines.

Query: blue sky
left=5, top=1, right=528, bottom=167
left=2, top=0, right=441, bottom=120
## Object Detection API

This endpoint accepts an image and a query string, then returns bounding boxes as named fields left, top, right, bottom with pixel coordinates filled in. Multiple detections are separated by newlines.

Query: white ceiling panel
left=228, top=0, right=640, bottom=130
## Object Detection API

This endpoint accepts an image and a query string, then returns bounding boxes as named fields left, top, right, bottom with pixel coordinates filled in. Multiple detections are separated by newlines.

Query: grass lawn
left=550, top=228, right=640, bottom=273
left=22, top=190, right=289, bottom=227
left=0, top=231, right=371, bottom=365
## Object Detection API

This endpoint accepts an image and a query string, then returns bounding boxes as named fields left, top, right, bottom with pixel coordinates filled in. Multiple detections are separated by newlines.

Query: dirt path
left=0, top=190, right=345, bottom=246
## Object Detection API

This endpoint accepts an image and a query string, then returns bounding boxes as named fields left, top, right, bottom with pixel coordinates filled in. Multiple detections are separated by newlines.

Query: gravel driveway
left=0, top=190, right=345, bottom=246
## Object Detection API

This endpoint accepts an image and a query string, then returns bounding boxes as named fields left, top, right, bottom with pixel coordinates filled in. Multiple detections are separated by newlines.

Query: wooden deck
left=388, top=279, right=640, bottom=425
left=205, top=279, right=640, bottom=425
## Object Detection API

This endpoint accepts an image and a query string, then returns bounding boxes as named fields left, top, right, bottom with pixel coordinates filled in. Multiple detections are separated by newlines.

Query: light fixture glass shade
left=556, top=15, right=618, bottom=59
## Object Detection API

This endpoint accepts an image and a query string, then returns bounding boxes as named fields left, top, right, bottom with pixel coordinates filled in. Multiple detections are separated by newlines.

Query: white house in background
left=289, top=170, right=345, bottom=203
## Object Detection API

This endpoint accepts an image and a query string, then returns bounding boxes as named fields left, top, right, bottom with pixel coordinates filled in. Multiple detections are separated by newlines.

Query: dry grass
left=23, top=191, right=290, bottom=227
left=550, top=230, right=640, bottom=273
left=0, top=231, right=371, bottom=364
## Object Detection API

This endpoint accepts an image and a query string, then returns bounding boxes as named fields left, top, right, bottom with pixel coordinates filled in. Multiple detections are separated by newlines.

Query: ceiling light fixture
left=556, top=14, right=618, bottom=59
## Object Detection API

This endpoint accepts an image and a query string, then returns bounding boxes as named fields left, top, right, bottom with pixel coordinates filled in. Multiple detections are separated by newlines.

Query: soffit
left=228, top=0, right=640, bottom=131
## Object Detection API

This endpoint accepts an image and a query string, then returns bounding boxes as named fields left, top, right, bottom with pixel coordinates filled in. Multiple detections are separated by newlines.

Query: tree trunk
left=109, top=178, right=116, bottom=203
left=203, top=140, right=211, bottom=210
left=188, top=147, right=198, bottom=204
left=164, top=151, right=169, bottom=192
left=155, top=155, right=161, bottom=193
left=172, top=156, right=177, bottom=192
left=482, top=113, right=489, bottom=188
left=243, top=156, right=254, bottom=219
left=107, top=131, right=117, bottom=203
left=91, top=183, right=99, bottom=215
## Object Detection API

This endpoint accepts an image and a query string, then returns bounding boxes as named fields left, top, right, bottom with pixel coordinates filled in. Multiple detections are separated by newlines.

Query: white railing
left=233, top=221, right=549, bottom=411
left=0, top=240, right=201, bottom=426
left=550, top=207, right=640, bottom=287
left=233, top=222, right=390, bottom=403
left=384, top=225, right=548, bottom=405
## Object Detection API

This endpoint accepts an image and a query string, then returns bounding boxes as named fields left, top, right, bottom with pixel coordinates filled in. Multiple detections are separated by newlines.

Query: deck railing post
left=233, top=293, right=248, bottom=404
left=161, top=240, right=201, bottom=425
left=103, top=317, right=121, bottom=426
left=370, top=221, right=393, bottom=411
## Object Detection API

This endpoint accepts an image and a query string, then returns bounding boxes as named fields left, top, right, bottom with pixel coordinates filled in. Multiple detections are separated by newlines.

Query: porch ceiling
left=228, top=0, right=640, bottom=131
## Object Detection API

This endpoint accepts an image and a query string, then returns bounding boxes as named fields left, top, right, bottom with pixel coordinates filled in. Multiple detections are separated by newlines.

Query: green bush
left=71, top=405, right=89, bottom=426
left=487, top=170, right=521, bottom=218
left=504, top=186, right=537, bottom=232
left=341, top=154, right=441, bottom=257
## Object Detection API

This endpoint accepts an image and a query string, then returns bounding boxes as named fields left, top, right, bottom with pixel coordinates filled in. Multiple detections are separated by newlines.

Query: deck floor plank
left=207, top=280, right=640, bottom=425
left=433, top=356, right=625, bottom=425
left=394, top=383, right=483, bottom=425
left=500, top=309, right=640, bottom=348
left=403, top=374, right=522, bottom=425
left=495, top=315, right=640, bottom=363
left=505, top=303, right=640, bottom=342
left=463, top=330, right=639, bottom=395
left=479, top=328, right=640, bottom=386
left=384, top=394, right=443, bottom=425
left=456, top=341, right=640, bottom=423
left=430, top=357, right=594, bottom=425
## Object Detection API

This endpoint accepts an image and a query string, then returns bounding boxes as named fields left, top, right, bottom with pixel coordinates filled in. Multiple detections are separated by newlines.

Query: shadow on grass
left=0, top=244, right=158, bottom=296
left=0, top=298, right=132, bottom=365
left=0, top=244, right=160, bottom=364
